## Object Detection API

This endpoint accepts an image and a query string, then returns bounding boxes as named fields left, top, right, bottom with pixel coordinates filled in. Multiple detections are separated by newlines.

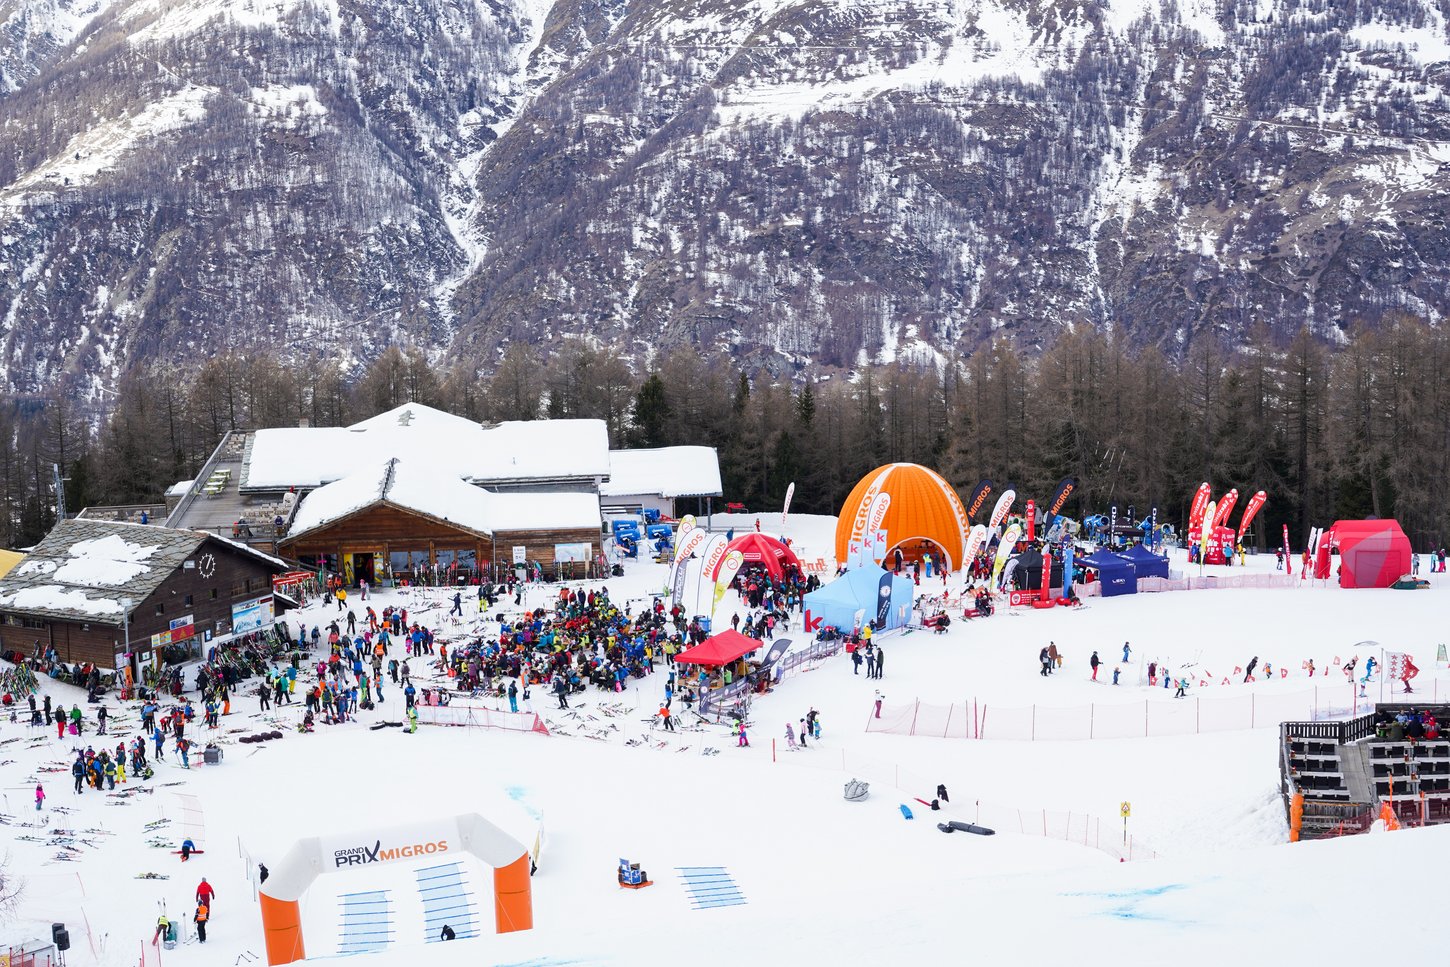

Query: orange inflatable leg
left=493, top=854, right=533, bottom=933
left=259, top=894, right=306, bottom=965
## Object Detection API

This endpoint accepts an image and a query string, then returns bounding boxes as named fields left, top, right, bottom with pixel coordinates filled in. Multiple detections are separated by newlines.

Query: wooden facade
left=0, top=535, right=283, bottom=671
left=278, top=502, right=601, bottom=582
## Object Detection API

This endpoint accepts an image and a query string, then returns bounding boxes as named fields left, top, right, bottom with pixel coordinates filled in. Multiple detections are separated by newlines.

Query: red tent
left=675, top=630, right=762, bottom=667
left=1324, top=519, right=1412, bottom=588
left=710, top=533, right=801, bottom=582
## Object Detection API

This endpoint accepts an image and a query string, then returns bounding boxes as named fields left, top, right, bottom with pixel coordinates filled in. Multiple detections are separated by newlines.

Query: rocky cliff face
left=1, top=0, right=1447, bottom=403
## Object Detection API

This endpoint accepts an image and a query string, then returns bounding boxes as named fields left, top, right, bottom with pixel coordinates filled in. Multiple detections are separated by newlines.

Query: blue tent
left=1119, top=543, right=1169, bottom=579
left=1078, top=550, right=1137, bottom=597
left=803, top=565, right=915, bottom=633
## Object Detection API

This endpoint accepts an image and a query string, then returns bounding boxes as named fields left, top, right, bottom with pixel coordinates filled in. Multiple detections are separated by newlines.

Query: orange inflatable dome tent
left=834, top=463, right=970, bottom=571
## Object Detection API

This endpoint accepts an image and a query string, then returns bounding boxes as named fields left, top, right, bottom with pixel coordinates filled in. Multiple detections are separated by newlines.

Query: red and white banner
left=1188, top=483, right=1212, bottom=530
left=781, top=482, right=795, bottom=527
left=1025, top=499, right=1036, bottom=542
left=1212, top=489, right=1239, bottom=528
left=1236, top=490, right=1267, bottom=540
left=1282, top=524, right=1293, bottom=575
left=674, top=526, right=708, bottom=565
left=990, top=490, right=1016, bottom=530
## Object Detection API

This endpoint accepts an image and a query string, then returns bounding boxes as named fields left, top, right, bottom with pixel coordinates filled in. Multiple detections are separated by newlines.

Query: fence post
left=1032, top=705, right=1036, bottom=741
left=1144, top=700, right=1148, bottom=738
left=772, top=738, right=776, bottom=763
left=1090, top=704, right=1095, bottom=739
left=910, top=700, right=920, bottom=737
left=1196, top=697, right=1200, bottom=734
left=1251, top=692, right=1256, bottom=729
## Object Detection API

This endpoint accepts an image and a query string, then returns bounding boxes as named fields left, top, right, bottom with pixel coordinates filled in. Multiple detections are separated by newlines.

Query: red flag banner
left=1188, top=482, right=1212, bottom=530
left=1236, top=490, right=1268, bottom=541
left=1212, top=489, right=1239, bottom=528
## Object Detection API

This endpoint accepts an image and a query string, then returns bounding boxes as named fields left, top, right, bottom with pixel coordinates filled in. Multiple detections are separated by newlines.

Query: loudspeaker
left=52, top=923, right=70, bottom=951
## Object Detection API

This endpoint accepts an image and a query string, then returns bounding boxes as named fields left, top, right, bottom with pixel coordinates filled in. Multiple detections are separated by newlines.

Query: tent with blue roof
left=1119, top=543, right=1170, bottom=579
left=803, top=564, right=915, bottom=633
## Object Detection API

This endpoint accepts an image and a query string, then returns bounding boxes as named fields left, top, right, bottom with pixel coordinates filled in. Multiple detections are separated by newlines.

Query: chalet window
left=209, top=589, right=219, bottom=600
left=155, top=604, right=164, bottom=616
left=231, top=582, right=246, bottom=597
left=184, top=594, right=194, bottom=607
left=244, top=578, right=253, bottom=593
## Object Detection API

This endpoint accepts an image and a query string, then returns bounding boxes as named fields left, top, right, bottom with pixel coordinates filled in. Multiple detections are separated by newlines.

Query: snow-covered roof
left=601, top=446, right=723, bottom=499
left=243, top=403, right=610, bottom=490
left=0, top=519, right=283, bottom=625
left=165, top=479, right=195, bottom=498
left=285, top=459, right=602, bottom=541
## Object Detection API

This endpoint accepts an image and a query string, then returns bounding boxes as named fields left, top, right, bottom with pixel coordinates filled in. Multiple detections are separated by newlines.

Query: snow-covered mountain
left=2, top=0, right=1448, bottom=401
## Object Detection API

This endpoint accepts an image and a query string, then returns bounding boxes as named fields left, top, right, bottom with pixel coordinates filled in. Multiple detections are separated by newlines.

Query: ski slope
left=4, top=512, right=1449, bottom=964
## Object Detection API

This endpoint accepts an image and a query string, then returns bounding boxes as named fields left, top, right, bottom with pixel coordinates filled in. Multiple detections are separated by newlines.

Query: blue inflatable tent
left=1119, top=543, right=1169, bottom=579
left=803, top=565, right=915, bottom=633
left=1079, top=550, right=1137, bottom=597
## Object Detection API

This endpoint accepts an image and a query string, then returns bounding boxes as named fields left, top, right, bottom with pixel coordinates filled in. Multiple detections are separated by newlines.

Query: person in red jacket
left=196, top=878, right=215, bottom=910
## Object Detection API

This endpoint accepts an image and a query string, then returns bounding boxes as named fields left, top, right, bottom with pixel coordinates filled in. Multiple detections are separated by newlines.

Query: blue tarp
left=803, top=564, right=915, bottom=633
left=1078, top=550, right=1138, bottom=597
left=1118, top=543, right=1169, bottom=579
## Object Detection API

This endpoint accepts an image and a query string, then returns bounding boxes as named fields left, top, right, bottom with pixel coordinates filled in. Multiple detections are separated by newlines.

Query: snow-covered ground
left=5, top=512, right=1450, bottom=963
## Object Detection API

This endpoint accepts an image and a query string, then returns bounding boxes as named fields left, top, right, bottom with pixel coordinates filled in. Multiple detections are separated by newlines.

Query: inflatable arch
left=259, top=813, right=533, bottom=965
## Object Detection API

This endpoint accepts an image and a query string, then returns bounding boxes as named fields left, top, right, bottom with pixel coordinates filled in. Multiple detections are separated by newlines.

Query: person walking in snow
left=1245, top=656, right=1258, bottom=682
left=449, top=592, right=462, bottom=617
left=1039, top=647, right=1051, bottom=677
left=1090, top=650, right=1101, bottom=681
left=1121, top=642, right=1131, bottom=663
left=873, top=691, right=884, bottom=719
left=798, top=718, right=808, bottom=748
left=1112, top=667, right=1120, bottom=685
left=35, top=783, right=45, bottom=811
left=785, top=723, right=797, bottom=750
left=864, top=645, right=877, bottom=678
left=874, top=645, right=885, bottom=679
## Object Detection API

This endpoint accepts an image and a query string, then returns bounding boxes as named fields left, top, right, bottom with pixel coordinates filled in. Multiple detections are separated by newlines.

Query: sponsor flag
left=964, top=524, right=988, bottom=570
left=1236, top=490, right=1268, bottom=541
left=875, top=569, right=894, bottom=628
left=781, top=482, right=796, bottom=527
left=1061, top=541, right=1075, bottom=600
left=1282, top=523, right=1293, bottom=575
left=671, top=556, right=691, bottom=610
left=1188, top=482, right=1212, bottom=531
left=1025, top=499, right=1036, bottom=542
left=1109, top=504, right=1118, bottom=548
left=1212, top=489, right=1239, bottom=528
left=1045, top=476, right=1077, bottom=525
left=711, top=550, right=746, bottom=613
left=872, top=529, right=889, bottom=565
left=990, top=490, right=1016, bottom=530
left=965, top=479, right=994, bottom=522
left=674, top=526, right=707, bottom=565
left=1199, top=501, right=1216, bottom=561
left=1150, top=506, right=1159, bottom=549
left=992, top=523, right=1022, bottom=587
left=700, top=534, right=729, bottom=581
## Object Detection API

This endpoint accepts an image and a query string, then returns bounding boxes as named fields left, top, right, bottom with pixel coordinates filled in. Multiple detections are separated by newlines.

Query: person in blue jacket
left=404, top=682, right=416, bottom=709
left=153, top=726, right=166, bottom=760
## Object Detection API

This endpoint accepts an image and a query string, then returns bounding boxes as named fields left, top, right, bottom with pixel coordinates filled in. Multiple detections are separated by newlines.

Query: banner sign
left=964, top=524, right=988, bottom=569
left=965, top=479, right=994, bottom=522
left=512, top=546, right=527, bottom=564
left=866, top=493, right=891, bottom=543
left=1188, top=482, right=1212, bottom=530
left=712, top=551, right=745, bottom=612
left=1045, top=476, right=1076, bottom=522
left=1109, top=504, right=1118, bottom=548
left=1213, top=489, right=1239, bottom=528
left=1236, top=490, right=1268, bottom=541
left=990, top=490, right=1016, bottom=530
left=151, top=614, right=196, bottom=649
left=231, top=597, right=274, bottom=635
left=1282, top=524, right=1292, bottom=575
left=701, top=534, right=729, bottom=582
left=1150, top=506, right=1158, bottom=549
left=875, top=569, right=893, bottom=628
left=755, top=637, right=793, bottom=674
left=671, top=557, right=691, bottom=610
left=1024, top=499, right=1036, bottom=542
left=674, top=526, right=708, bottom=564
left=781, top=482, right=796, bottom=526
left=554, top=542, right=591, bottom=564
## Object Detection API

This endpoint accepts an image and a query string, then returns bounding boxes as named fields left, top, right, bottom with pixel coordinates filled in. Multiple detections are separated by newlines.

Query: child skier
left=34, top=783, right=44, bottom=811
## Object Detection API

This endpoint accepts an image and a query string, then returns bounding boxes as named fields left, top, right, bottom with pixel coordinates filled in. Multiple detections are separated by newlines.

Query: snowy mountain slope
left=1, top=0, right=1449, bottom=401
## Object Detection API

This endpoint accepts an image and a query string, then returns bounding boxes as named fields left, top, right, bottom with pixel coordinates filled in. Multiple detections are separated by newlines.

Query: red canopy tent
left=1321, top=519, right=1412, bottom=588
left=675, top=630, right=762, bottom=667
left=709, top=533, right=801, bottom=582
